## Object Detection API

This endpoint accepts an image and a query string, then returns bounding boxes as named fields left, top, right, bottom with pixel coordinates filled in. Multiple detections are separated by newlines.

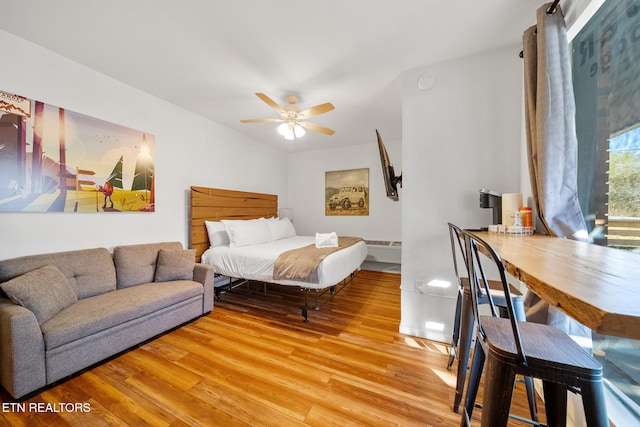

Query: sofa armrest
left=193, top=264, right=214, bottom=313
left=0, top=298, right=46, bottom=398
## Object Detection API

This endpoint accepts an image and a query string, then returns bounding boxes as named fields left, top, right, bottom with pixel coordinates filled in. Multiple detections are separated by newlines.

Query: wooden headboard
left=189, top=186, right=278, bottom=261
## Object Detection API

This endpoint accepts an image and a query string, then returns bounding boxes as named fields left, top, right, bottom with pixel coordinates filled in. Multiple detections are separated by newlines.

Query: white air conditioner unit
left=364, top=240, right=402, bottom=263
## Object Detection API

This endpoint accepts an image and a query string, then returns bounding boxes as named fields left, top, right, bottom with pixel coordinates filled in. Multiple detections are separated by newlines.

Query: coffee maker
left=479, top=189, right=502, bottom=225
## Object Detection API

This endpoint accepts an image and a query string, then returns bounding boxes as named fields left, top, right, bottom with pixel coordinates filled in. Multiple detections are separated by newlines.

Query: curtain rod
left=547, top=0, right=561, bottom=15
left=519, top=1, right=561, bottom=58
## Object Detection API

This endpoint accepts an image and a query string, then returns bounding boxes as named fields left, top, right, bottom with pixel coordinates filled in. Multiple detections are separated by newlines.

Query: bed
left=189, top=186, right=368, bottom=321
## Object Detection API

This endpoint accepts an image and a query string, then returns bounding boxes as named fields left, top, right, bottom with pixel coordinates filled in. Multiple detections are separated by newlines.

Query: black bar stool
left=447, top=223, right=538, bottom=421
left=460, top=228, right=608, bottom=426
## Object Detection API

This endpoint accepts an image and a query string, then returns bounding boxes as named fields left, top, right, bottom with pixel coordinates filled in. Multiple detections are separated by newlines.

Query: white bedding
left=201, top=235, right=368, bottom=290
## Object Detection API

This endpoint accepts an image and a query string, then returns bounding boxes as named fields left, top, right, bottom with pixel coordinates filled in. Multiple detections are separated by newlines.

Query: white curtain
left=522, top=2, right=590, bottom=337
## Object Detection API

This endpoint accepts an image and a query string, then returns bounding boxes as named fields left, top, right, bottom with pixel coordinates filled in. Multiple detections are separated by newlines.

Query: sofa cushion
left=40, top=280, right=203, bottom=350
left=113, top=242, right=183, bottom=289
left=0, top=265, right=77, bottom=324
left=154, top=249, right=195, bottom=282
left=0, top=248, right=116, bottom=299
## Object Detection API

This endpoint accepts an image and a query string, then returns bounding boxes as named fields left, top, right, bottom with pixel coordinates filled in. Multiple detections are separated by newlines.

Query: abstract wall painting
left=0, top=89, right=155, bottom=212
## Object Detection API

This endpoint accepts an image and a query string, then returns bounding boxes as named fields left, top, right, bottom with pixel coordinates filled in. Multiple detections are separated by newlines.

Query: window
left=573, top=0, right=640, bottom=248
left=572, top=0, right=640, bottom=422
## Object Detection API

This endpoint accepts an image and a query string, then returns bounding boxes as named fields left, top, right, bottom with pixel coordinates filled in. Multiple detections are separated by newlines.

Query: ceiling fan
left=240, top=93, right=335, bottom=140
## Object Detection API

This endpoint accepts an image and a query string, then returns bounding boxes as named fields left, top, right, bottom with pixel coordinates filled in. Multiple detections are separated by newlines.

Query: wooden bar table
left=470, top=231, right=640, bottom=339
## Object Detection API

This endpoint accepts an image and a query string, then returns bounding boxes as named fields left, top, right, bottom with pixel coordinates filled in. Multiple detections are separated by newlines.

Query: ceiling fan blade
left=240, top=118, right=283, bottom=123
left=255, top=93, right=286, bottom=114
left=299, top=121, right=335, bottom=136
left=297, top=102, right=335, bottom=120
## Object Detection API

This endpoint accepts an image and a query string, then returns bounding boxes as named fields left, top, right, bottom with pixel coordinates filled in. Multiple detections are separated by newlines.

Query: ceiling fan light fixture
left=277, top=120, right=304, bottom=140
left=277, top=122, right=289, bottom=136
left=241, top=93, right=335, bottom=140
left=283, top=121, right=296, bottom=140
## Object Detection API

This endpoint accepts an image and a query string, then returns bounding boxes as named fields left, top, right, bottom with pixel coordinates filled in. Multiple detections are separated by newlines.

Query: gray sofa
left=0, top=241, right=214, bottom=399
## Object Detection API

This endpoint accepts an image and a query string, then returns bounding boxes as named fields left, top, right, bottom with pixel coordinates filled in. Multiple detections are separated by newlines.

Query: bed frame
left=189, top=186, right=357, bottom=322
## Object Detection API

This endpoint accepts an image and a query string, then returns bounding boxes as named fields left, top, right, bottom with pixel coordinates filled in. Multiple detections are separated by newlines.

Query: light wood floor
left=0, top=270, right=543, bottom=426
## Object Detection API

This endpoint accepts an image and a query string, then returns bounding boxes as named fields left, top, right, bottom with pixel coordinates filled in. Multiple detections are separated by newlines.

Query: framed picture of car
left=325, top=168, right=369, bottom=216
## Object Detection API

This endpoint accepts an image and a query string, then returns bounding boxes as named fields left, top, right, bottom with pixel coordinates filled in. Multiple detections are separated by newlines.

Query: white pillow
left=221, top=218, right=272, bottom=248
left=204, top=221, right=230, bottom=247
left=268, top=217, right=297, bottom=240
left=315, top=232, right=338, bottom=248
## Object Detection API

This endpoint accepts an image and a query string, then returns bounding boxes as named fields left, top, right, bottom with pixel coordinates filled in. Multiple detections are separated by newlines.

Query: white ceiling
left=0, top=0, right=545, bottom=152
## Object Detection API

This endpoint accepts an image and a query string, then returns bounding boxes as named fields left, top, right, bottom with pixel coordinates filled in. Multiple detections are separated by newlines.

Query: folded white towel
left=315, top=232, right=338, bottom=248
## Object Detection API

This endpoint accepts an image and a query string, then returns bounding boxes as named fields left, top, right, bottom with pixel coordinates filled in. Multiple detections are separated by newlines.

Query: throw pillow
left=0, top=264, right=78, bottom=324
left=154, top=249, right=196, bottom=282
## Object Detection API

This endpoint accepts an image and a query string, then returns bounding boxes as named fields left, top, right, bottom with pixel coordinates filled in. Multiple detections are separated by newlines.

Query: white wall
left=400, top=46, right=523, bottom=342
left=0, top=30, right=288, bottom=259
left=287, top=139, right=402, bottom=242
